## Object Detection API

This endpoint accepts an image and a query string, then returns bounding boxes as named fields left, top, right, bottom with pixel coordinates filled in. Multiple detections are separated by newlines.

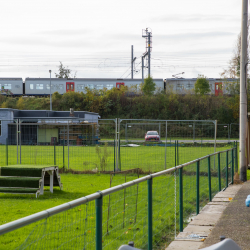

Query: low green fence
left=0, top=147, right=237, bottom=250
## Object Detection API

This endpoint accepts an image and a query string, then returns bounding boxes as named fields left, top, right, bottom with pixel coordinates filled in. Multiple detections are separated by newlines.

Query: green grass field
left=0, top=144, right=236, bottom=250
left=0, top=143, right=233, bottom=173
left=0, top=151, right=238, bottom=250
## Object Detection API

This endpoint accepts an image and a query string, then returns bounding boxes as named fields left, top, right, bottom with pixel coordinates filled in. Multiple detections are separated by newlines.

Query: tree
left=194, top=75, right=210, bottom=95
left=55, top=62, right=77, bottom=78
left=141, top=75, right=156, bottom=95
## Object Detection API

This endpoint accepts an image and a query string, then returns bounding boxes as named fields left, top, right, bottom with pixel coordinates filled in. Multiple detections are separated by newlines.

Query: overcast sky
left=0, top=0, right=242, bottom=80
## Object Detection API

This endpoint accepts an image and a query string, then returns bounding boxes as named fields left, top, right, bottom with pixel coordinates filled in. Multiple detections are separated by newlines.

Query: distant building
left=0, top=109, right=99, bottom=145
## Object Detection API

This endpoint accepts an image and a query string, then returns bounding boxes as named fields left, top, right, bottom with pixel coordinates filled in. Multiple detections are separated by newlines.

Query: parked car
left=145, top=131, right=160, bottom=142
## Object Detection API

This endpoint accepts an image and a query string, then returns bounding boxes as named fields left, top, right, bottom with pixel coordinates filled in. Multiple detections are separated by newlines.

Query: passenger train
left=0, top=77, right=236, bottom=96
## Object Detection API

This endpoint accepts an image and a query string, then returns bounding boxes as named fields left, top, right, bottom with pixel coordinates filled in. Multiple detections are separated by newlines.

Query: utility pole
left=141, top=52, right=148, bottom=83
left=131, top=45, right=136, bottom=79
left=142, top=28, right=152, bottom=77
left=240, top=0, right=248, bottom=182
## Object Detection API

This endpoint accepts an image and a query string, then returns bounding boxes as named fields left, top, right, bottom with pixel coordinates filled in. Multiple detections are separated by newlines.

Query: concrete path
left=166, top=182, right=246, bottom=249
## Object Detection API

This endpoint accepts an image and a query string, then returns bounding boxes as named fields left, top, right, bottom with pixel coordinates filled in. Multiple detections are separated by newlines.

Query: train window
left=87, top=84, right=94, bottom=90
left=77, top=84, right=85, bottom=90
left=15, top=85, right=20, bottom=88
left=46, top=84, right=50, bottom=90
left=0, top=120, right=1, bottom=136
left=96, top=84, right=103, bottom=90
left=30, top=84, right=34, bottom=89
left=106, top=84, right=114, bottom=90
left=36, top=84, right=43, bottom=90
left=3, top=84, right=11, bottom=90
left=59, top=84, right=63, bottom=90
left=186, top=83, right=193, bottom=89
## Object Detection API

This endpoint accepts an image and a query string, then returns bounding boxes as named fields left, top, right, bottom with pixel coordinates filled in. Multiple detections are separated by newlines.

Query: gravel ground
left=200, top=181, right=250, bottom=249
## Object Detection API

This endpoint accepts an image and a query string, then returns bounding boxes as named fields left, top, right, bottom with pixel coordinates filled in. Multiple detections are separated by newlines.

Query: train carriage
left=0, top=78, right=23, bottom=95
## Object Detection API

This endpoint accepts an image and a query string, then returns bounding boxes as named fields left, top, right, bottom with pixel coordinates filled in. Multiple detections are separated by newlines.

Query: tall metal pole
left=49, top=70, right=52, bottom=111
left=240, top=0, right=248, bottom=182
left=148, top=32, right=151, bottom=76
left=131, top=45, right=134, bottom=79
left=142, top=56, right=144, bottom=83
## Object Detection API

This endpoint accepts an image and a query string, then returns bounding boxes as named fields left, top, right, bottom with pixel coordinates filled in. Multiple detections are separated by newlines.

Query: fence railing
left=0, top=146, right=237, bottom=250
left=0, top=118, right=224, bottom=173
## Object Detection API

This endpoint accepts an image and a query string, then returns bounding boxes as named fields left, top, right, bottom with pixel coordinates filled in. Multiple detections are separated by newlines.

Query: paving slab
left=189, top=212, right=222, bottom=226
left=183, top=225, right=213, bottom=234
left=166, top=240, right=204, bottom=250
left=200, top=204, right=227, bottom=213
left=166, top=183, right=243, bottom=250
left=212, top=197, right=231, bottom=202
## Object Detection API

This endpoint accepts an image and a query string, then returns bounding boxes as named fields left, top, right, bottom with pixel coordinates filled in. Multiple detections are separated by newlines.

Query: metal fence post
left=6, top=138, right=8, bottom=166
left=54, top=137, right=56, bottom=165
left=196, top=160, right=200, bottom=215
left=208, top=156, right=212, bottom=202
left=231, top=149, right=234, bottom=184
left=177, top=140, right=179, bottom=165
left=235, top=142, right=238, bottom=172
left=63, top=137, right=65, bottom=168
left=119, top=138, right=121, bottom=171
left=114, top=139, right=115, bottom=174
left=148, top=177, right=153, bottom=250
left=175, top=140, right=177, bottom=167
left=218, top=153, right=221, bottom=191
left=179, top=167, right=183, bottom=232
left=96, top=194, right=103, bottom=250
left=226, top=151, right=228, bottom=187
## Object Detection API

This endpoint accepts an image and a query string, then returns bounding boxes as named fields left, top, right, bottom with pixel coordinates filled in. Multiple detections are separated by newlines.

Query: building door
left=66, top=82, right=75, bottom=92
left=116, top=82, right=125, bottom=89
left=215, top=82, right=223, bottom=96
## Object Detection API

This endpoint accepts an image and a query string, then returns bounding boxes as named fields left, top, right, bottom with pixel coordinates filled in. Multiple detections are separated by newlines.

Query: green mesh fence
left=1, top=119, right=232, bottom=174
left=0, top=147, right=236, bottom=250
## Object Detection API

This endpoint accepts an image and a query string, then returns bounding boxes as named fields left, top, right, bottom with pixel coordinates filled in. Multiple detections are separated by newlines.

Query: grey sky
left=0, top=0, right=242, bottom=80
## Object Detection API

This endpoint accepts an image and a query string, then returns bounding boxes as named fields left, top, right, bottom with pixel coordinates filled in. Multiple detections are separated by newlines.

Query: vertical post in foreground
left=235, top=142, right=238, bottom=172
left=226, top=151, right=229, bottom=187
left=231, top=149, right=234, bottom=184
left=175, top=140, right=177, bottom=167
left=96, top=194, right=103, bottom=250
left=218, top=153, right=221, bottom=191
left=67, top=121, right=69, bottom=169
left=165, top=121, right=167, bottom=170
left=63, top=136, right=65, bottom=168
left=240, top=0, right=248, bottom=182
left=6, top=138, right=8, bottom=166
left=208, top=156, right=212, bottom=202
left=114, top=139, right=115, bottom=174
left=179, top=167, right=183, bottom=232
left=148, top=177, right=153, bottom=250
left=196, top=161, right=200, bottom=215
left=16, top=119, right=18, bottom=164
left=54, top=137, right=56, bottom=165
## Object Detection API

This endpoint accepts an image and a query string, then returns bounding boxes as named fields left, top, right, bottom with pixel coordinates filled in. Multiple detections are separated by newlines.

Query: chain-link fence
left=0, top=147, right=237, bottom=250
left=0, top=119, right=236, bottom=174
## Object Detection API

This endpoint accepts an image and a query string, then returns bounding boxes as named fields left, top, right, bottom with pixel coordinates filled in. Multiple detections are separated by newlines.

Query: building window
left=3, top=84, right=11, bottom=90
left=30, top=84, right=34, bottom=89
left=36, top=84, right=43, bottom=90
left=106, top=84, right=114, bottom=90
